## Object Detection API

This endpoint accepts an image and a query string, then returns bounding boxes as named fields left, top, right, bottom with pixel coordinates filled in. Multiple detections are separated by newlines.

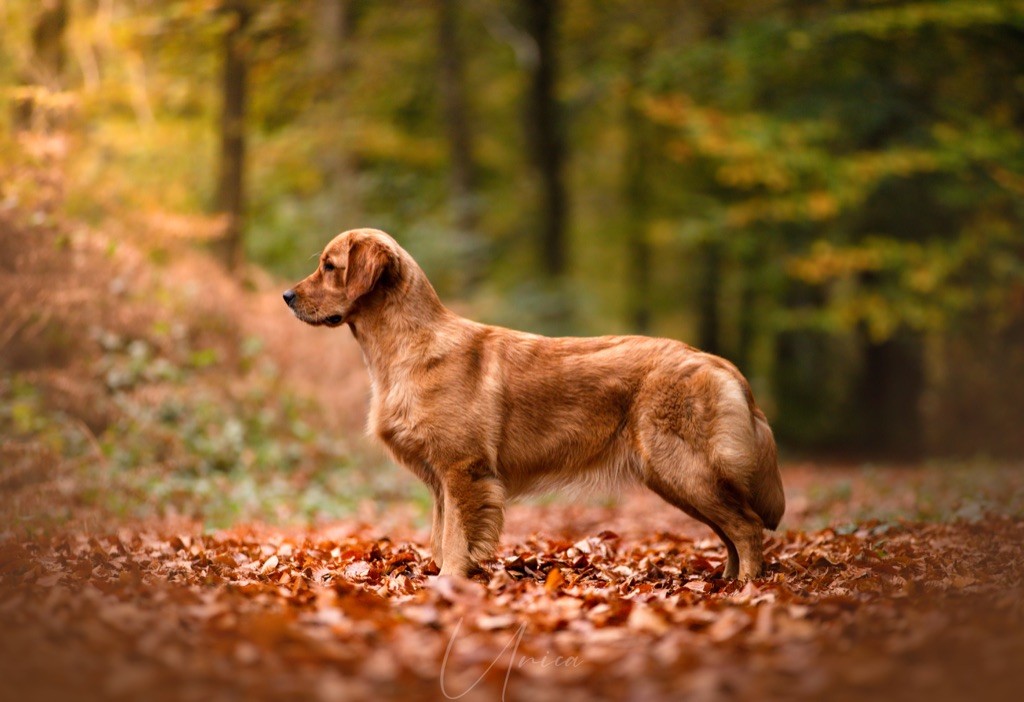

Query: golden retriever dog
left=284, top=228, right=785, bottom=580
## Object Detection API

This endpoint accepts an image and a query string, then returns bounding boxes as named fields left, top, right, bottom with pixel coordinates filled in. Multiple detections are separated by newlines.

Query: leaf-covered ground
left=3, top=145, right=1023, bottom=702
left=2, top=478, right=1023, bottom=702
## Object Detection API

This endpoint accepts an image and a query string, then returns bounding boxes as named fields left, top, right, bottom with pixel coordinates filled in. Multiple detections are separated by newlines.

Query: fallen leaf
left=545, top=567, right=565, bottom=593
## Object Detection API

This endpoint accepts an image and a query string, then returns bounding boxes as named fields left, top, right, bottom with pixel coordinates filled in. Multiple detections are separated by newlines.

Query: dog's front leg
left=430, top=490, right=445, bottom=570
left=438, top=460, right=505, bottom=577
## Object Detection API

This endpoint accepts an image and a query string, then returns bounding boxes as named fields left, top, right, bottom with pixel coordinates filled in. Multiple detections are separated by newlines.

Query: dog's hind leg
left=641, top=430, right=764, bottom=580
left=438, top=460, right=505, bottom=577
left=646, top=471, right=740, bottom=579
left=694, top=483, right=765, bottom=580
left=708, top=522, right=740, bottom=580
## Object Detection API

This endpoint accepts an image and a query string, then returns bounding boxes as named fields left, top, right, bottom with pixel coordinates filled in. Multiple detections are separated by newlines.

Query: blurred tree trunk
left=734, top=247, right=758, bottom=374
left=215, top=1, right=251, bottom=271
left=773, top=316, right=834, bottom=447
left=14, top=0, right=68, bottom=131
left=771, top=277, right=845, bottom=449
left=522, top=0, right=568, bottom=284
left=858, top=332, right=924, bottom=460
left=437, top=0, right=482, bottom=295
left=622, top=49, right=651, bottom=334
left=314, top=0, right=361, bottom=226
left=697, top=241, right=722, bottom=355
left=313, top=0, right=355, bottom=75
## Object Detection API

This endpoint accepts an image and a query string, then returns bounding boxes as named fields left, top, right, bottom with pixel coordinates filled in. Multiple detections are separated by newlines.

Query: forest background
left=3, top=0, right=1024, bottom=516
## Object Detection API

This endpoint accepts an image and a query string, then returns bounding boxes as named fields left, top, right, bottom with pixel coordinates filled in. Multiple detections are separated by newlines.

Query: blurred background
left=2, top=0, right=1023, bottom=529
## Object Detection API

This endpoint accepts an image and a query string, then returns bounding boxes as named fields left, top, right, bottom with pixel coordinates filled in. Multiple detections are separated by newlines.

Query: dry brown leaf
left=627, top=603, right=670, bottom=635
left=545, top=567, right=565, bottom=593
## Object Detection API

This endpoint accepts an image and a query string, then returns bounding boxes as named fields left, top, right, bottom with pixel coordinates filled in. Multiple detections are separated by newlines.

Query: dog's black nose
left=283, top=289, right=296, bottom=307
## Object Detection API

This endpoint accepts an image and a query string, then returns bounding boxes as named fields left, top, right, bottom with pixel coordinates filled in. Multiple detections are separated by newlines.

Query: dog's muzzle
left=283, top=289, right=296, bottom=307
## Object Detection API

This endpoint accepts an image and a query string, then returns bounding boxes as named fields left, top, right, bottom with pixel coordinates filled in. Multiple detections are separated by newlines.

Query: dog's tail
left=748, top=408, right=785, bottom=530
left=710, top=367, right=786, bottom=530
left=708, top=368, right=786, bottom=528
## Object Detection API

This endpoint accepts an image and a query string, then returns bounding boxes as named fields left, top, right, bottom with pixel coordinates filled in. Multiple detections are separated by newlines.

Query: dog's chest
left=369, top=362, right=489, bottom=470
left=368, top=372, right=433, bottom=459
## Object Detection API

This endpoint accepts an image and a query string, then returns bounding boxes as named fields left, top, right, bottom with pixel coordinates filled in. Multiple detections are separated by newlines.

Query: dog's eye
left=323, top=261, right=335, bottom=272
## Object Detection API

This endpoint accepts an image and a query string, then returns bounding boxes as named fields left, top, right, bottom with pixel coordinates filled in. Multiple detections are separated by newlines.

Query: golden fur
left=285, top=228, right=785, bottom=579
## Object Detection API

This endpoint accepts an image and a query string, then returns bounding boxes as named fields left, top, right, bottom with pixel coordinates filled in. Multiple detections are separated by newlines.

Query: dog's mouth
left=291, top=309, right=345, bottom=327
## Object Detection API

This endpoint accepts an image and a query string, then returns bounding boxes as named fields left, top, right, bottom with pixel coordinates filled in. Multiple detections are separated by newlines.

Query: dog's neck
left=349, top=269, right=459, bottom=386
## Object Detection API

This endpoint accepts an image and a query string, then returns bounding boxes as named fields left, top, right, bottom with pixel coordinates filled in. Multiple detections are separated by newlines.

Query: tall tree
left=622, top=46, right=652, bottom=333
left=860, top=331, right=924, bottom=459
left=215, top=0, right=251, bottom=271
left=696, top=241, right=722, bottom=356
left=522, top=0, right=567, bottom=285
left=436, top=0, right=482, bottom=295
left=314, top=0, right=361, bottom=228
left=14, top=0, right=68, bottom=131
left=312, top=0, right=355, bottom=76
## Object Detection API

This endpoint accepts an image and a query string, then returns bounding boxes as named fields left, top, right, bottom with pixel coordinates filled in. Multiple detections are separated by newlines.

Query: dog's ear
left=344, top=238, right=395, bottom=300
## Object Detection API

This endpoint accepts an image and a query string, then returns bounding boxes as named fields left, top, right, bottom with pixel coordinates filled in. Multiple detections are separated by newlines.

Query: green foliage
left=643, top=2, right=1024, bottom=334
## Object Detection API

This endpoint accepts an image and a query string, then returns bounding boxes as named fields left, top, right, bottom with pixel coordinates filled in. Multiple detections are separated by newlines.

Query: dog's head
left=283, top=229, right=401, bottom=327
